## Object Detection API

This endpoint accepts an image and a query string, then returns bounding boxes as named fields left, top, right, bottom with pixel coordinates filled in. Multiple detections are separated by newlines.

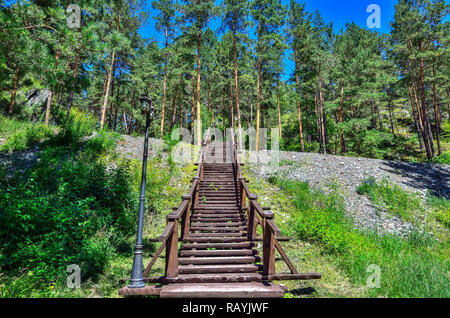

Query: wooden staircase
left=119, top=129, right=321, bottom=298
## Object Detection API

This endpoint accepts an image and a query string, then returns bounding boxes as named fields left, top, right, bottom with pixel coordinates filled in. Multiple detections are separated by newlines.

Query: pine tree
left=251, top=0, right=287, bottom=151
left=179, top=0, right=217, bottom=146
left=152, top=0, right=176, bottom=136
left=222, top=0, right=250, bottom=149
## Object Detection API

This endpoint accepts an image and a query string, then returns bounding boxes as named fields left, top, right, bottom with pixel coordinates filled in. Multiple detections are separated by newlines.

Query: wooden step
left=192, top=208, right=242, bottom=213
left=181, top=242, right=255, bottom=249
left=159, top=282, right=285, bottom=298
left=198, top=190, right=238, bottom=194
left=198, top=204, right=239, bottom=207
left=198, top=201, right=238, bottom=205
left=198, top=194, right=239, bottom=198
left=191, top=218, right=245, bottom=223
left=145, top=273, right=262, bottom=284
left=188, top=232, right=245, bottom=237
left=183, top=237, right=248, bottom=243
left=179, top=256, right=260, bottom=265
left=198, top=197, right=238, bottom=201
left=200, top=180, right=236, bottom=183
left=190, top=226, right=246, bottom=232
left=179, top=264, right=262, bottom=274
left=199, top=190, right=237, bottom=193
left=144, top=272, right=321, bottom=284
left=191, top=215, right=245, bottom=220
left=191, top=213, right=243, bottom=217
left=191, top=222, right=246, bottom=227
left=192, top=211, right=244, bottom=215
left=180, top=249, right=257, bottom=257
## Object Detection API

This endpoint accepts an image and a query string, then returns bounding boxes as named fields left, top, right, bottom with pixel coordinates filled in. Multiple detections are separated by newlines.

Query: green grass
left=427, top=195, right=450, bottom=228
left=357, top=177, right=450, bottom=235
left=267, top=176, right=449, bottom=298
left=0, top=115, right=55, bottom=152
left=356, top=177, right=423, bottom=223
left=0, top=113, right=196, bottom=297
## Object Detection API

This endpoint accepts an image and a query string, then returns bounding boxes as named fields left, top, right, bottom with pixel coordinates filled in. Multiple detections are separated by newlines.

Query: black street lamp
left=128, top=94, right=155, bottom=289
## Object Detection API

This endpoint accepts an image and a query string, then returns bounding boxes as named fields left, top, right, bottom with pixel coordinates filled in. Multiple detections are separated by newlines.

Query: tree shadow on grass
left=380, top=160, right=450, bottom=199
left=289, top=287, right=316, bottom=296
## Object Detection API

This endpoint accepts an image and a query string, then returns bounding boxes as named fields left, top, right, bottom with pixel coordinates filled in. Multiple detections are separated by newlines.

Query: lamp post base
left=128, top=279, right=146, bottom=289
left=119, top=285, right=162, bottom=296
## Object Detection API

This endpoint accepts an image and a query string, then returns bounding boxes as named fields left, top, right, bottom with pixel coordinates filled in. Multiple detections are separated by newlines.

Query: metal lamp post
left=128, top=94, right=154, bottom=289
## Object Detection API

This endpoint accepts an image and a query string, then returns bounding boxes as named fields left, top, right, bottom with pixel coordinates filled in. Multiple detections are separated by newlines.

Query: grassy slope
left=243, top=164, right=449, bottom=298
left=242, top=166, right=366, bottom=298
left=1, top=115, right=448, bottom=298
left=0, top=115, right=197, bottom=298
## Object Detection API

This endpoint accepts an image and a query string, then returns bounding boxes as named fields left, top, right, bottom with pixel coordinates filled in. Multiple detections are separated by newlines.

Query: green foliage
left=0, top=116, right=54, bottom=152
left=0, top=134, right=138, bottom=287
left=426, top=195, right=450, bottom=228
left=85, top=130, right=121, bottom=158
left=357, top=177, right=450, bottom=230
left=431, top=151, right=450, bottom=164
left=271, top=177, right=450, bottom=297
left=356, top=177, right=422, bottom=222
left=54, top=108, right=97, bottom=145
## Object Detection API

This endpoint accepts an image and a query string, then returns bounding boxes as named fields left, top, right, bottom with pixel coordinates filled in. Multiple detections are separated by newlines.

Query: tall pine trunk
left=256, top=60, right=262, bottom=151
left=232, top=23, right=243, bottom=150
left=419, top=54, right=434, bottom=159
left=9, top=66, right=20, bottom=115
left=318, top=64, right=326, bottom=154
left=294, top=51, right=304, bottom=151
left=45, top=51, right=60, bottom=126
left=276, top=73, right=282, bottom=140
left=432, top=61, right=442, bottom=156
left=161, top=26, right=169, bottom=136
left=170, top=88, right=178, bottom=130
left=339, top=84, right=346, bottom=154
left=195, top=33, right=202, bottom=147
left=67, top=53, right=80, bottom=119
left=229, top=81, right=234, bottom=129
left=407, top=84, right=424, bottom=151
left=100, top=50, right=116, bottom=129
left=100, top=13, right=120, bottom=129
left=191, top=74, right=196, bottom=134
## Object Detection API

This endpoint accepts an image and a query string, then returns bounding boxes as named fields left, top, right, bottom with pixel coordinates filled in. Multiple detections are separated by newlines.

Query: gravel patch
left=113, top=135, right=166, bottom=161
left=0, top=146, right=41, bottom=179
left=243, top=150, right=450, bottom=236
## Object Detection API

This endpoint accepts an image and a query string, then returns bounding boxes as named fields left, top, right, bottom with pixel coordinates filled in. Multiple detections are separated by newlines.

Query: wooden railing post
left=180, top=195, right=192, bottom=240
left=165, top=215, right=179, bottom=278
left=193, top=176, right=200, bottom=208
left=262, top=211, right=276, bottom=276
left=247, top=195, right=258, bottom=240
left=238, top=177, right=245, bottom=210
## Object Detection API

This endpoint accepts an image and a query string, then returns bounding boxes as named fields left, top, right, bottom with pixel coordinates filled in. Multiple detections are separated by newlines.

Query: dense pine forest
left=0, top=0, right=449, bottom=299
left=0, top=0, right=449, bottom=162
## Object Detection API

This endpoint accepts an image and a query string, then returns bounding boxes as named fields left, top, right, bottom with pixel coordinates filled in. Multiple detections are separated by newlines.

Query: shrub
left=0, top=122, right=54, bottom=152
left=0, top=145, right=138, bottom=285
left=432, top=151, right=450, bottom=165
left=427, top=195, right=450, bottom=228
left=84, top=130, right=121, bottom=158
left=55, top=108, right=96, bottom=145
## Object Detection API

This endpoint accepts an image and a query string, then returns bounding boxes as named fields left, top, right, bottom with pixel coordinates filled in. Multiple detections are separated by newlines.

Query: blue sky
left=138, top=0, right=399, bottom=80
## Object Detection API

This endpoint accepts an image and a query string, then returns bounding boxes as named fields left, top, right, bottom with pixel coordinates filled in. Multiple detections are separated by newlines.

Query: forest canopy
left=0, top=0, right=449, bottom=162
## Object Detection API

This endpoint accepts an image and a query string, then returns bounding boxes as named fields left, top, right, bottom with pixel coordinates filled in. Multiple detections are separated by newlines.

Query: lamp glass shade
left=140, top=97, right=148, bottom=111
